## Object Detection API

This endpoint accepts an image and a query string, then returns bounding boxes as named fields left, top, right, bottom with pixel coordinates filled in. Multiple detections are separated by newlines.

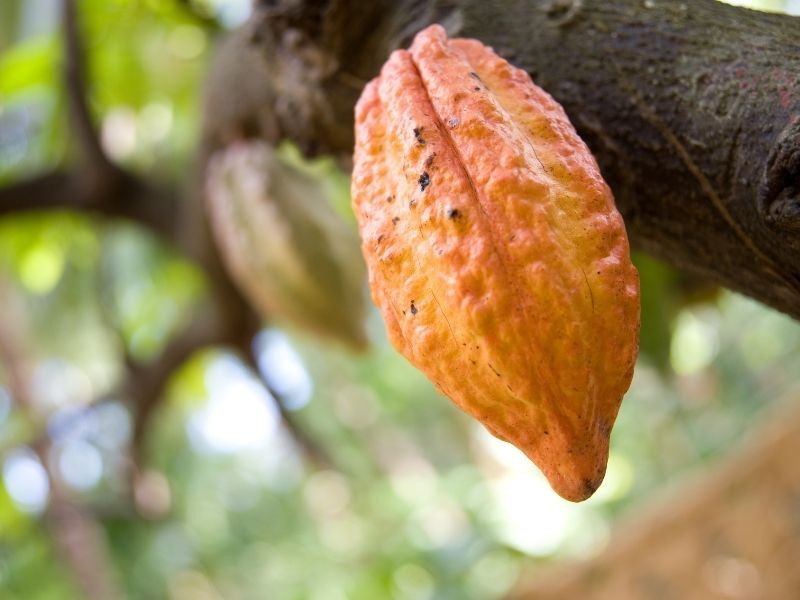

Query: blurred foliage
left=1, top=0, right=799, bottom=599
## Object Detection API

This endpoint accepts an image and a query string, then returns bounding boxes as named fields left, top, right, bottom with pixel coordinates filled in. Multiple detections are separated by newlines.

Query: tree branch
left=0, top=2, right=179, bottom=238
left=126, top=276, right=336, bottom=475
left=0, top=169, right=179, bottom=239
left=0, top=285, right=124, bottom=600
left=236, top=338, right=336, bottom=470
left=128, top=310, right=223, bottom=466
left=239, top=0, right=800, bottom=320
left=61, top=0, right=115, bottom=184
left=174, top=0, right=222, bottom=31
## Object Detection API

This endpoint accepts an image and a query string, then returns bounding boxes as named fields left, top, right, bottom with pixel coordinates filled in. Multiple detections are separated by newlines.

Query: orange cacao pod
left=351, top=25, right=640, bottom=501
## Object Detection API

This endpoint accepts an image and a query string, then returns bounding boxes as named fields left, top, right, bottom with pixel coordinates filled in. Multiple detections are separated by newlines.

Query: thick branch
left=239, top=0, right=800, bottom=320
left=0, top=169, right=179, bottom=238
left=457, top=0, right=800, bottom=318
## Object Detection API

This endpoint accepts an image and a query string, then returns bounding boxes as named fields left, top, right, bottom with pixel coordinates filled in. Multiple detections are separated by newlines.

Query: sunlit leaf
left=0, top=36, right=58, bottom=95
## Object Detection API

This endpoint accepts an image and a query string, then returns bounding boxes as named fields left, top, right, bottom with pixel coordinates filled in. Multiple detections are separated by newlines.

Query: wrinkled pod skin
left=351, top=25, right=640, bottom=501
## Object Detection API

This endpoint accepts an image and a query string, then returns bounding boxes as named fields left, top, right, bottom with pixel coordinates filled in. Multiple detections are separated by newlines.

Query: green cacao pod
left=207, top=140, right=369, bottom=351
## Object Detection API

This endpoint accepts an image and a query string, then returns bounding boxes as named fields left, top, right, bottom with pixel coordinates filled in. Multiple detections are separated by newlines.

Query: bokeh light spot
left=393, top=563, right=435, bottom=600
left=3, top=448, right=49, bottom=514
left=168, top=25, right=206, bottom=60
left=188, top=355, right=279, bottom=454
left=101, top=107, right=138, bottom=160
left=18, top=241, right=64, bottom=294
left=303, top=470, right=351, bottom=518
left=255, top=329, right=313, bottom=410
left=57, top=439, right=103, bottom=491
left=670, top=310, right=719, bottom=375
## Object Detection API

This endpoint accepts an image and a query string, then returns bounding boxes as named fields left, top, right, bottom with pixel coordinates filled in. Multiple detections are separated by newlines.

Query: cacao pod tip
left=560, top=474, right=606, bottom=503
left=546, top=447, right=609, bottom=503
left=512, top=420, right=610, bottom=502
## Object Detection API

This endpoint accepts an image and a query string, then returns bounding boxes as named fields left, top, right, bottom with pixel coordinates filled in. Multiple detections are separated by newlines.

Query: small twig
left=0, top=292, right=35, bottom=413
left=125, top=300, right=336, bottom=475
left=237, top=342, right=336, bottom=470
left=272, top=385, right=337, bottom=470
left=129, top=313, right=222, bottom=466
left=61, top=0, right=114, bottom=182
left=46, top=491, right=126, bottom=600
left=0, top=281, right=124, bottom=600
left=174, top=0, right=222, bottom=30
left=225, top=304, right=336, bottom=469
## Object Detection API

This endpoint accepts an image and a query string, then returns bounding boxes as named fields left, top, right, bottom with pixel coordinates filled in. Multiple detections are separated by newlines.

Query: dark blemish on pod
left=410, top=301, right=418, bottom=315
left=582, top=478, right=598, bottom=497
left=409, top=198, right=416, bottom=208
left=419, top=171, right=430, bottom=191
left=470, top=359, right=477, bottom=365
left=474, top=86, right=481, bottom=91
left=424, top=153, right=436, bottom=168
left=448, top=118, right=460, bottom=128
left=447, top=208, right=461, bottom=220
left=488, top=363, right=501, bottom=377
left=543, top=430, right=549, bottom=435
left=413, top=127, right=426, bottom=145
left=392, top=217, right=400, bottom=225
left=386, top=195, right=395, bottom=203
left=377, top=234, right=385, bottom=243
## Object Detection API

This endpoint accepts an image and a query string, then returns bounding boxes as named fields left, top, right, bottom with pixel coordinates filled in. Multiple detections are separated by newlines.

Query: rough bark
left=458, top=0, right=800, bottom=319
left=231, top=0, right=800, bottom=319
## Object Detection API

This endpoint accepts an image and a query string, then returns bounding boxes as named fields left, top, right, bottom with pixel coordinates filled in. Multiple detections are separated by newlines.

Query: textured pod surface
left=351, top=25, right=640, bottom=501
left=207, top=140, right=369, bottom=351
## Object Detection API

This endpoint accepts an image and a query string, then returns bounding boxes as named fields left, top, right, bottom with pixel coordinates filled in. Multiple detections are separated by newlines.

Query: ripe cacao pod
left=351, top=25, right=640, bottom=501
left=206, top=140, right=369, bottom=351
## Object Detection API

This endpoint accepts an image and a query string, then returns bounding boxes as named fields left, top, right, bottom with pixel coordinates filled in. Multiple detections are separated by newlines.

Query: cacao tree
left=0, top=0, right=798, bottom=598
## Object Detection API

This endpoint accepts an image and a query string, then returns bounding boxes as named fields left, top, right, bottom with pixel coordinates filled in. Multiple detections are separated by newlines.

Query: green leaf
left=0, top=35, right=59, bottom=95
